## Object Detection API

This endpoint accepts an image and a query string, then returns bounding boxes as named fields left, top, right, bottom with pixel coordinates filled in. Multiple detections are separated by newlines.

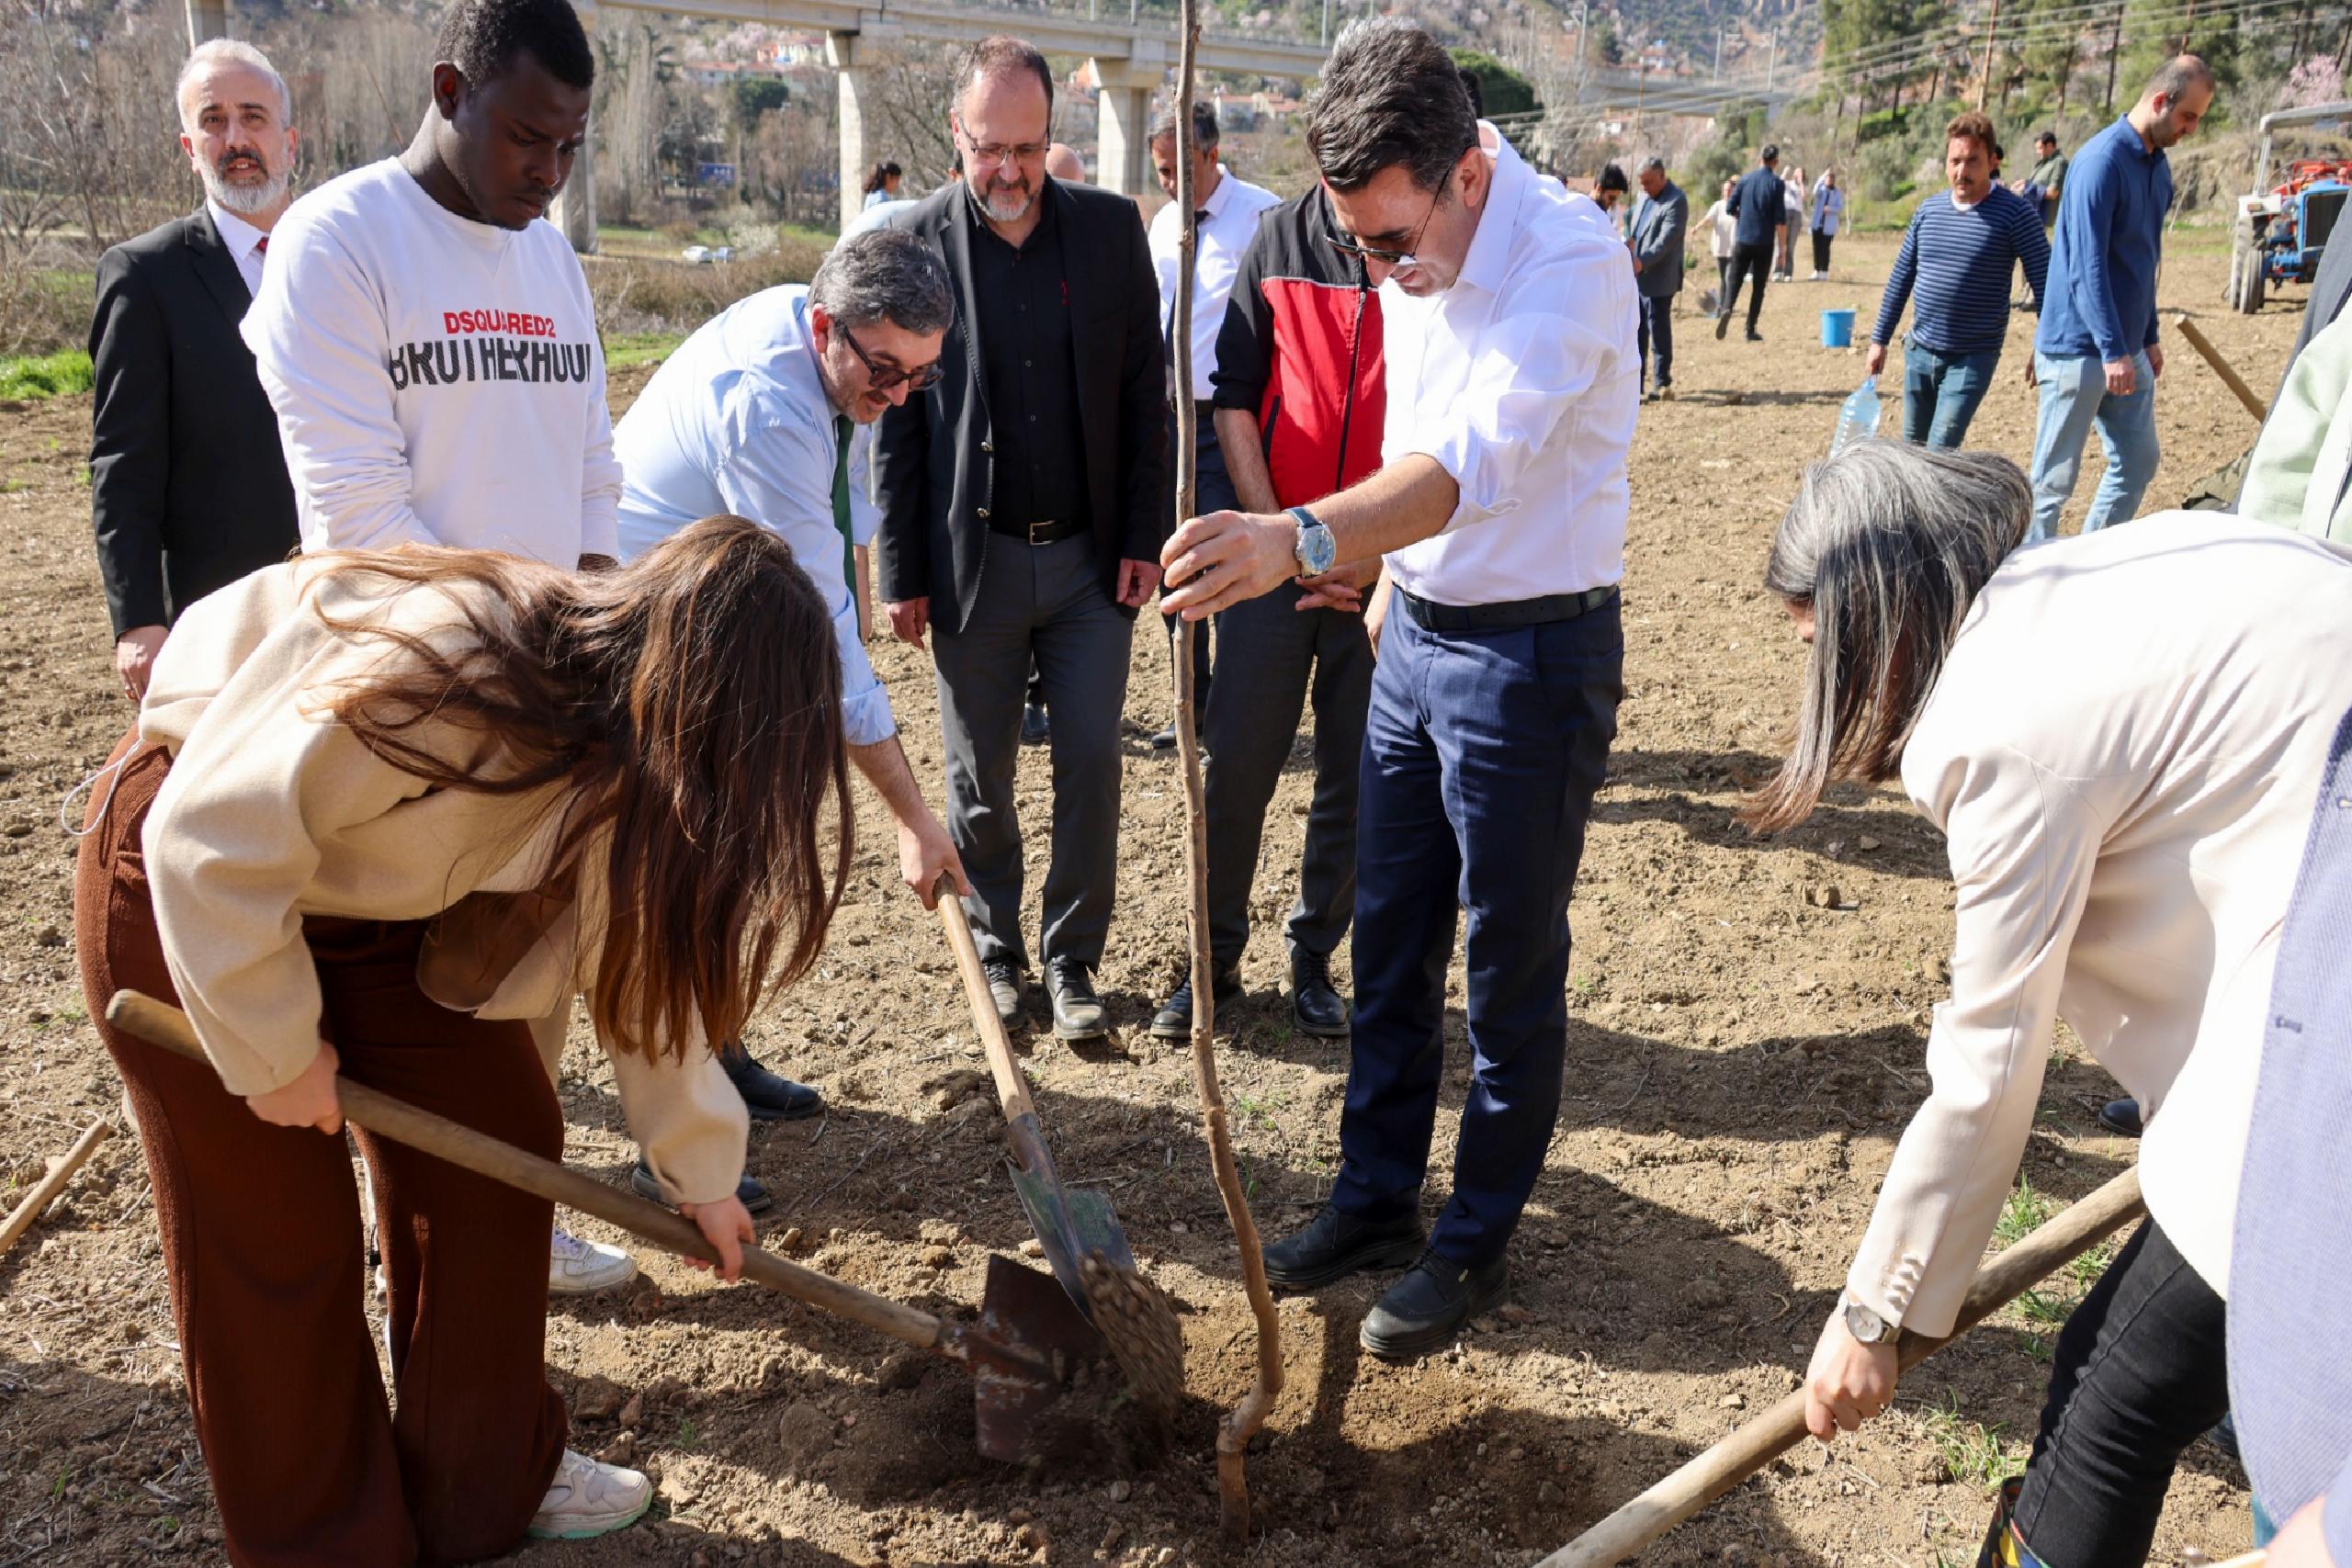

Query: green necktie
left=832, top=414, right=854, bottom=588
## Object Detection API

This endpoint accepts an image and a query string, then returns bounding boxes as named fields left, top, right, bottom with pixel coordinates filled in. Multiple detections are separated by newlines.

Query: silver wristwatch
left=1841, top=1293, right=1896, bottom=1346
left=1289, top=504, right=1338, bottom=577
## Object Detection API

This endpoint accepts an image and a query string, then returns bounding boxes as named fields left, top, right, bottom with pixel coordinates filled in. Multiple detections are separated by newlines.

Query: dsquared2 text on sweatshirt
left=387, top=331, right=594, bottom=390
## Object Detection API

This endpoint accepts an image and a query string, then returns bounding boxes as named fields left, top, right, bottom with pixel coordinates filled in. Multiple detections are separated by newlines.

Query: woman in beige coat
left=1748, top=442, right=2352, bottom=1565
left=74, top=516, right=850, bottom=1566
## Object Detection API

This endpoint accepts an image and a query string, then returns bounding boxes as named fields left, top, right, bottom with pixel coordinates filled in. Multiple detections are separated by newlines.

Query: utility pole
left=1713, top=25, right=1723, bottom=82
left=1766, top=28, right=1777, bottom=93
left=1320, top=0, right=1331, bottom=45
left=2104, top=4, right=2124, bottom=112
left=1975, top=0, right=2001, bottom=111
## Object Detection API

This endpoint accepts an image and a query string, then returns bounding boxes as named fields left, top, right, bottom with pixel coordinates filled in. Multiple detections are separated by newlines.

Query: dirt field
left=0, top=230, right=2299, bottom=1567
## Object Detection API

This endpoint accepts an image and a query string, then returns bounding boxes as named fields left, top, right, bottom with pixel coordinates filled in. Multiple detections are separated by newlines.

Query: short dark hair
left=954, top=35, right=1054, bottom=119
left=1306, top=17, right=1477, bottom=194
left=2035, top=130, right=2057, bottom=145
left=1597, top=163, right=1629, bottom=193
left=1148, top=100, right=1219, bottom=150
left=1760, top=142, right=1780, bottom=164
left=811, top=229, right=955, bottom=336
left=1457, top=66, right=1484, bottom=118
left=2145, top=53, right=2216, bottom=107
left=435, top=0, right=594, bottom=91
left=1944, top=110, right=1996, bottom=153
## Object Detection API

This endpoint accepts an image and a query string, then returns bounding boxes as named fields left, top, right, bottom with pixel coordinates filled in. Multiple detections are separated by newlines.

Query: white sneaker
left=527, top=1449, right=651, bottom=1540
left=548, top=1225, right=637, bottom=1296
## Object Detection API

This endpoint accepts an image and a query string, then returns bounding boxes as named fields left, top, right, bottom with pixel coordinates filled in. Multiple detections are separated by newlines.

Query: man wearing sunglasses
left=609, top=229, right=970, bottom=1164
left=873, top=35, right=1168, bottom=1044
left=1162, top=16, right=1636, bottom=1359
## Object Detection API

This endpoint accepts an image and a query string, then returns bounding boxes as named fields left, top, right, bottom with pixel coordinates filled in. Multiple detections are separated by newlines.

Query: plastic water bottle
left=1829, top=377, right=1882, bottom=456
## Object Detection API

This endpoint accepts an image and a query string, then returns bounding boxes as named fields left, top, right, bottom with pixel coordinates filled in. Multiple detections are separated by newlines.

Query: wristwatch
left=1288, top=504, right=1338, bottom=577
left=1841, top=1293, right=1896, bottom=1347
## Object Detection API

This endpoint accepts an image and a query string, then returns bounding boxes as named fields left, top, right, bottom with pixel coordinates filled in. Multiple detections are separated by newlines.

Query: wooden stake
left=1170, top=9, right=1284, bottom=1543
left=2173, top=312, right=2271, bottom=423
left=1536, top=1167, right=2147, bottom=1567
left=0, top=1120, right=111, bottom=1263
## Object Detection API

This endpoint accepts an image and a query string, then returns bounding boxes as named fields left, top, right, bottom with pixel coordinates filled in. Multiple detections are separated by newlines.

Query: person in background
left=1761, top=440, right=2352, bottom=1568
left=1628, top=156, right=1687, bottom=402
left=1146, top=101, right=1280, bottom=750
left=1149, top=141, right=1388, bottom=1046
left=1720, top=143, right=1786, bottom=342
left=1808, top=165, right=1843, bottom=279
left=1161, top=17, right=1634, bottom=1359
left=1865, top=112, right=2049, bottom=450
left=2019, top=130, right=2067, bottom=227
left=1594, top=162, right=1630, bottom=234
left=1044, top=141, right=1086, bottom=184
left=874, top=36, right=1167, bottom=1043
left=2026, top=56, right=2214, bottom=542
left=241, top=0, right=638, bottom=1295
left=861, top=160, right=903, bottom=209
left=1777, top=163, right=1806, bottom=280
left=1702, top=175, right=1738, bottom=309
left=91, top=39, right=301, bottom=705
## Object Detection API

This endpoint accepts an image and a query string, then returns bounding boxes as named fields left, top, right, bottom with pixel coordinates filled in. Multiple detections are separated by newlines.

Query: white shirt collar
left=1950, top=188, right=1984, bottom=211
left=1456, top=122, right=1526, bottom=298
left=1197, top=164, right=1236, bottom=218
left=208, top=198, right=269, bottom=263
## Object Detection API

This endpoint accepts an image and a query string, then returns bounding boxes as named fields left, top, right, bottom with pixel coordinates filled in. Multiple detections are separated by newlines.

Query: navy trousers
left=1333, top=594, right=1623, bottom=1267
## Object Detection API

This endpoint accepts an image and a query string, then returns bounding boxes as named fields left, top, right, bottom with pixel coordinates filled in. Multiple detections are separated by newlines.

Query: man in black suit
left=875, top=34, right=1167, bottom=1043
left=90, top=39, right=300, bottom=701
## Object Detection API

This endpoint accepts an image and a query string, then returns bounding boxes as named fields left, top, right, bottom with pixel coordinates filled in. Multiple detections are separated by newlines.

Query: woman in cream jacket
left=1749, top=443, right=2352, bottom=1566
left=74, top=516, right=849, bottom=1566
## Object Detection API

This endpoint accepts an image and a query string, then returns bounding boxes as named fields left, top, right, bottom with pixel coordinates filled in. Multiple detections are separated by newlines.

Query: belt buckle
left=1027, top=519, right=1054, bottom=545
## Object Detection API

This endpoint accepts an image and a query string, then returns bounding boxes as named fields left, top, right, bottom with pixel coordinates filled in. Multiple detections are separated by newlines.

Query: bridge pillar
left=185, top=0, right=229, bottom=44
left=551, top=2, right=599, bottom=253
left=831, top=31, right=869, bottom=232
left=1091, top=59, right=1162, bottom=198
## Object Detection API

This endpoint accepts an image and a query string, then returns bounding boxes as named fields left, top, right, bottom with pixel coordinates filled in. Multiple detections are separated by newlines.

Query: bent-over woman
left=1749, top=442, right=2352, bottom=1566
left=74, top=516, right=850, bottom=1566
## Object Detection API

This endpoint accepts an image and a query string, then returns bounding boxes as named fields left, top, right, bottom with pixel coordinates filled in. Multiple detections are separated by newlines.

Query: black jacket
left=873, top=179, right=1167, bottom=635
left=88, top=208, right=299, bottom=637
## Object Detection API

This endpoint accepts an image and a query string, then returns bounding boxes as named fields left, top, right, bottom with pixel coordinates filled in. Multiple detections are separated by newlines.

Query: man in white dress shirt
left=1161, top=16, right=1636, bottom=1359
left=1145, top=101, right=1279, bottom=747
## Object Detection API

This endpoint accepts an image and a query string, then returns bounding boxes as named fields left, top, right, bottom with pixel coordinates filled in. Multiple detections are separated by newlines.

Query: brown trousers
left=75, top=735, right=569, bottom=1567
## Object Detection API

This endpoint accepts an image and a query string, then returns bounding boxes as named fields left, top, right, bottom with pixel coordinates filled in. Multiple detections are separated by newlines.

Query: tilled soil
left=0, top=232, right=2291, bottom=1566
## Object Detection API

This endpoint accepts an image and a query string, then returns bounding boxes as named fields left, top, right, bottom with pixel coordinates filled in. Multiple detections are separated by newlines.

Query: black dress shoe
left=719, top=1043, right=824, bottom=1122
left=1149, top=962, right=1243, bottom=1041
left=1045, top=958, right=1108, bottom=1042
left=1021, top=702, right=1050, bottom=747
left=1714, top=310, right=1731, bottom=340
left=1360, top=1252, right=1509, bottom=1359
left=632, top=1160, right=775, bottom=1214
left=1262, top=1203, right=1424, bottom=1291
left=981, top=958, right=1025, bottom=1027
left=1150, top=722, right=1180, bottom=750
left=2098, top=1097, right=2144, bottom=1138
left=1744, top=329, right=1765, bottom=343
left=1289, top=950, right=1349, bottom=1039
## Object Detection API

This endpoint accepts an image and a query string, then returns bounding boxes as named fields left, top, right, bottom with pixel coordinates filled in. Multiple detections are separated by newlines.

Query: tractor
left=2228, top=101, right=2352, bottom=314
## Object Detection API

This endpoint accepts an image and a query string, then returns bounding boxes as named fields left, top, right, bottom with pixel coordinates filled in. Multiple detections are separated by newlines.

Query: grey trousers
left=932, top=534, right=1134, bottom=972
left=1203, top=578, right=1374, bottom=967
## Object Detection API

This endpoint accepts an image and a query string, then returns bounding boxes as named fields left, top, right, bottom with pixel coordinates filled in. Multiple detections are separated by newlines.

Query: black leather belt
left=987, top=516, right=1086, bottom=546
left=1397, top=583, right=1619, bottom=632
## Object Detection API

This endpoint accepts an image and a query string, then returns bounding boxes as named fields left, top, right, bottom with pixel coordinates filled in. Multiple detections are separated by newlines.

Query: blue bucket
left=1821, top=308, right=1857, bottom=348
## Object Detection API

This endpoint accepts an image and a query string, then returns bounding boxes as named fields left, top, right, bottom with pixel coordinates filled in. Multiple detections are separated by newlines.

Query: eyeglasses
left=840, top=323, right=944, bottom=393
left=956, top=127, right=1049, bottom=170
left=1323, top=180, right=1446, bottom=285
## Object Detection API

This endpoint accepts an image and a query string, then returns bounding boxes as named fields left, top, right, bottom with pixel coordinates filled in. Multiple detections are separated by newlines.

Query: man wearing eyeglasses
left=609, top=229, right=970, bottom=1173
left=1161, top=16, right=1635, bottom=1359
left=873, top=35, right=1168, bottom=1044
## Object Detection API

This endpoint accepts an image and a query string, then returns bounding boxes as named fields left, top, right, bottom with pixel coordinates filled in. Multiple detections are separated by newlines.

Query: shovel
left=930, top=883, right=1184, bottom=1415
left=104, top=989, right=1097, bottom=1462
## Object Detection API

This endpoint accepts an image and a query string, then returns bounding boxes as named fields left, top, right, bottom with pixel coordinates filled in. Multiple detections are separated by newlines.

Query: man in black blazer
left=91, top=39, right=301, bottom=700
left=875, top=34, right=1167, bottom=1043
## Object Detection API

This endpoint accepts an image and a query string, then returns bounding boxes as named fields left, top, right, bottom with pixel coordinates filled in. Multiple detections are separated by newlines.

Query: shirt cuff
left=1407, top=426, right=1517, bottom=534
left=842, top=682, right=896, bottom=748
left=580, top=500, right=620, bottom=560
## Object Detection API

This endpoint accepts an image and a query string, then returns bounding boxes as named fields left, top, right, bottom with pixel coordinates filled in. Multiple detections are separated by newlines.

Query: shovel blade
left=1003, top=1115, right=1138, bottom=1321
left=971, top=1254, right=1102, bottom=1462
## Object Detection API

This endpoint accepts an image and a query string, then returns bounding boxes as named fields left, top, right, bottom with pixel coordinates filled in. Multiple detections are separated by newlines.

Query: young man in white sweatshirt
left=237, top=0, right=653, bottom=1435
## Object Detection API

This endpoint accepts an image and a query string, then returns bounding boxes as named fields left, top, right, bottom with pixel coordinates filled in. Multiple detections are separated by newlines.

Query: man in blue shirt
left=1867, top=110, right=2049, bottom=449
left=1716, top=143, right=1786, bottom=342
left=2026, top=56, right=2214, bottom=541
left=612, top=227, right=968, bottom=1165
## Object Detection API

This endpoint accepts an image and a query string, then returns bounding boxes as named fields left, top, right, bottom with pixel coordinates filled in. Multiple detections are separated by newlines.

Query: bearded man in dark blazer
left=89, top=39, right=301, bottom=701
left=874, top=35, right=1167, bottom=1044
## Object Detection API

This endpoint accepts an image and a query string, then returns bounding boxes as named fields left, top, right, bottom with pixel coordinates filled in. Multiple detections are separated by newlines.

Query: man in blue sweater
left=2025, top=55, right=2214, bottom=541
left=1866, top=111, right=2049, bottom=449
left=1716, top=143, right=1786, bottom=342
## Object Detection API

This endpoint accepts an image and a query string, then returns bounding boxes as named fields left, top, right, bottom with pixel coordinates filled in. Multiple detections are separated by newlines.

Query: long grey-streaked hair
left=1741, top=440, right=2033, bottom=832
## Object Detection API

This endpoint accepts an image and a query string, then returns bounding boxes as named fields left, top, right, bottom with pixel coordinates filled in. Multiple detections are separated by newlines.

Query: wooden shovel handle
left=2173, top=313, right=2269, bottom=423
left=1537, top=1166, right=2148, bottom=1567
left=931, top=876, right=1036, bottom=1122
left=104, top=990, right=950, bottom=1356
left=0, top=1119, right=110, bottom=1262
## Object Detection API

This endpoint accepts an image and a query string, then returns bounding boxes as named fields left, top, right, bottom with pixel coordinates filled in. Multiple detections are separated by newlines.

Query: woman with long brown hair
left=74, top=515, right=850, bottom=1566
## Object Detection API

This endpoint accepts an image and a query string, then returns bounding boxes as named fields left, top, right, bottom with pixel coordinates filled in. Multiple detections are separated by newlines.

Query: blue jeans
left=2028, top=349, right=2160, bottom=542
left=1900, top=340, right=2001, bottom=449
left=1332, top=594, right=1622, bottom=1268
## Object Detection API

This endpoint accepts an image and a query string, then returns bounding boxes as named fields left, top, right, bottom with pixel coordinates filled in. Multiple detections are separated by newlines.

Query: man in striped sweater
left=1865, top=111, right=2049, bottom=450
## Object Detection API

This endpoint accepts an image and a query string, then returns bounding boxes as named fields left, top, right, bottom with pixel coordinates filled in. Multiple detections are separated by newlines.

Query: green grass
left=604, top=332, right=684, bottom=370
left=0, top=349, right=93, bottom=400
left=1992, top=1175, right=2120, bottom=1327
left=1923, top=1395, right=2026, bottom=1490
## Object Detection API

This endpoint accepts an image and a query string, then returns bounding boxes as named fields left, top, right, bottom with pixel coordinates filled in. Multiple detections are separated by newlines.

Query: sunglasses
left=840, top=323, right=944, bottom=393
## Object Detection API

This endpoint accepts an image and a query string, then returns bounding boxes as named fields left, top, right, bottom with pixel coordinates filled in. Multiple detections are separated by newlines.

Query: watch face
left=1846, top=1302, right=1886, bottom=1343
left=1304, top=526, right=1337, bottom=576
